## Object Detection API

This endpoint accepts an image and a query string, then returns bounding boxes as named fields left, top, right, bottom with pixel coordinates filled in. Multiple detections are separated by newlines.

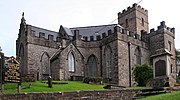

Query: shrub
left=133, top=63, right=153, bottom=86
left=83, top=77, right=90, bottom=83
left=83, top=77, right=102, bottom=84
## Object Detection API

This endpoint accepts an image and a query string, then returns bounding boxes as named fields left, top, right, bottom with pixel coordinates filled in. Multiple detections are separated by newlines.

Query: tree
left=133, top=63, right=153, bottom=86
left=176, top=49, right=180, bottom=62
left=176, top=49, right=180, bottom=82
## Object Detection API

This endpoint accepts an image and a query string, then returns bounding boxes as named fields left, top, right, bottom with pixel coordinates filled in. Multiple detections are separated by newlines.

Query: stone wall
left=27, top=44, right=58, bottom=80
left=116, top=31, right=150, bottom=86
left=0, top=89, right=139, bottom=100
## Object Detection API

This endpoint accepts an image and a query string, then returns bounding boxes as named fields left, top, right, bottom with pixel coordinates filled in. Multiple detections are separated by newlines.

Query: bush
left=83, top=77, right=90, bottom=83
left=133, top=63, right=153, bottom=86
left=83, top=77, right=102, bottom=84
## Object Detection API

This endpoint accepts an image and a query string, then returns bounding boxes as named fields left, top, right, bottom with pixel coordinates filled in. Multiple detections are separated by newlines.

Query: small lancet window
left=142, top=18, right=144, bottom=26
left=126, top=19, right=129, bottom=27
left=170, top=64, right=173, bottom=73
left=168, top=41, right=172, bottom=51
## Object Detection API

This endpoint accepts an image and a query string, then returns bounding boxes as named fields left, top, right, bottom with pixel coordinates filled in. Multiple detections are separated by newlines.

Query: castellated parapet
left=118, top=3, right=149, bottom=35
left=79, top=25, right=142, bottom=42
left=146, top=21, right=175, bottom=38
left=118, top=3, right=148, bottom=18
left=27, top=25, right=61, bottom=49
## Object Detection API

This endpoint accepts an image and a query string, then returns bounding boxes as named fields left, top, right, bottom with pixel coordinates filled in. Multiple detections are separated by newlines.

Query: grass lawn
left=3, top=81, right=105, bottom=94
left=126, top=86, right=152, bottom=89
left=139, top=91, right=180, bottom=100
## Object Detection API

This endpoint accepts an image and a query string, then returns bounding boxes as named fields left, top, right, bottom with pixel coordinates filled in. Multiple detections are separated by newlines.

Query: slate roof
left=29, top=24, right=122, bottom=41
left=30, top=25, right=59, bottom=41
left=70, top=24, right=120, bottom=37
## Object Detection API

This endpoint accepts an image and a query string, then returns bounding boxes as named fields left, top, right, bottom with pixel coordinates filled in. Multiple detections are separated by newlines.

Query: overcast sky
left=0, top=0, right=180, bottom=56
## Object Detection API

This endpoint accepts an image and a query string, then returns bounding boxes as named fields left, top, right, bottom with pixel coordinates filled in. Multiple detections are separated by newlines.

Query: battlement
left=149, top=21, right=175, bottom=34
left=140, top=21, right=176, bottom=42
left=118, top=3, right=148, bottom=17
left=30, top=25, right=59, bottom=42
left=79, top=25, right=142, bottom=42
left=29, top=24, right=145, bottom=44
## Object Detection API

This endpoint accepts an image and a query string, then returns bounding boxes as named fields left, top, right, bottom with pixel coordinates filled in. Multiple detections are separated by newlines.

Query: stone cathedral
left=16, top=3, right=176, bottom=86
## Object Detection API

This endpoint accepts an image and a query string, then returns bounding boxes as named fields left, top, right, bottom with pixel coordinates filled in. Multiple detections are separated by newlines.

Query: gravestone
left=48, top=76, right=52, bottom=88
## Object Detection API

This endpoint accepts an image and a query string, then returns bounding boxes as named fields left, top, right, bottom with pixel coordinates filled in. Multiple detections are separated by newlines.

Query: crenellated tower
left=118, top=3, right=148, bottom=35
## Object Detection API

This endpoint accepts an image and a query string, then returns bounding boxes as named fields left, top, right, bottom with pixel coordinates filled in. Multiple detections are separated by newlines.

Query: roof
left=30, top=25, right=59, bottom=41
left=63, top=26, right=73, bottom=36
left=5, top=56, right=20, bottom=65
left=70, top=24, right=119, bottom=37
left=29, top=24, right=122, bottom=41
left=150, top=48, right=172, bottom=58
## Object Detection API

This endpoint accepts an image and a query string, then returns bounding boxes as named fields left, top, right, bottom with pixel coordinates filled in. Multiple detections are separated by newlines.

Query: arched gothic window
left=68, top=52, right=75, bottom=72
left=135, top=47, right=141, bottom=65
left=41, top=52, right=50, bottom=75
left=155, top=60, right=166, bottom=77
left=87, top=55, right=97, bottom=77
left=105, top=46, right=112, bottom=78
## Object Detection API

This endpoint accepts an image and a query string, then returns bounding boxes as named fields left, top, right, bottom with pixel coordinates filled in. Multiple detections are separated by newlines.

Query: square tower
left=118, top=3, right=149, bottom=35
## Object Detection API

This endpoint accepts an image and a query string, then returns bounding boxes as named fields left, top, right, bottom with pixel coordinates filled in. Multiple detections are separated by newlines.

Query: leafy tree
left=133, top=63, right=153, bottom=86
left=176, top=49, right=180, bottom=82
left=176, top=49, right=180, bottom=62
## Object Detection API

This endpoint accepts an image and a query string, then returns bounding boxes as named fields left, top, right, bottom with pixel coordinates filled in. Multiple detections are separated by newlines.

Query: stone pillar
left=18, top=83, right=21, bottom=93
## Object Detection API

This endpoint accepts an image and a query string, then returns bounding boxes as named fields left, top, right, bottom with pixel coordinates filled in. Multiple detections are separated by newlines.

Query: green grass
left=139, top=91, right=180, bottom=100
left=3, top=81, right=105, bottom=94
left=126, top=86, right=151, bottom=89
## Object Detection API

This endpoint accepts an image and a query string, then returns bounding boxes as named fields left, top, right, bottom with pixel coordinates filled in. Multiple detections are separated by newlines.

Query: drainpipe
left=100, top=46, right=102, bottom=77
left=128, top=42, right=131, bottom=87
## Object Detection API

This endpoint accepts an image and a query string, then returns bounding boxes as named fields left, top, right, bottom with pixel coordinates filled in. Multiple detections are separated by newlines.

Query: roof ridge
left=70, top=24, right=118, bottom=29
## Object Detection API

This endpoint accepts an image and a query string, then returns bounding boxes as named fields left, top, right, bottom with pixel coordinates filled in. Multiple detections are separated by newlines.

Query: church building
left=16, top=3, right=176, bottom=86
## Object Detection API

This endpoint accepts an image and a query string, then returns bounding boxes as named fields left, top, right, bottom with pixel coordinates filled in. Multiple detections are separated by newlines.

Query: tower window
left=126, top=19, right=129, bottom=27
left=168, top=41, right=172, bottom=51
left=170, top=64, right=173, bottom=73
left=142, top=18, right=144, bottom=26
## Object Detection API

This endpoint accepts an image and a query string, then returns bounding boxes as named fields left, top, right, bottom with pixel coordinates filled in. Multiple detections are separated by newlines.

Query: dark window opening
left=142, top=18, right=144, bottom=26
left=168, top=41, right=172, bottom=51
left=87, top=55, right=97, bottom=77
left=171, top=64, right=173, bottom=73
left=126, top=19, right=129, bottom=27
left=155, top=60, right=166, bottom=77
